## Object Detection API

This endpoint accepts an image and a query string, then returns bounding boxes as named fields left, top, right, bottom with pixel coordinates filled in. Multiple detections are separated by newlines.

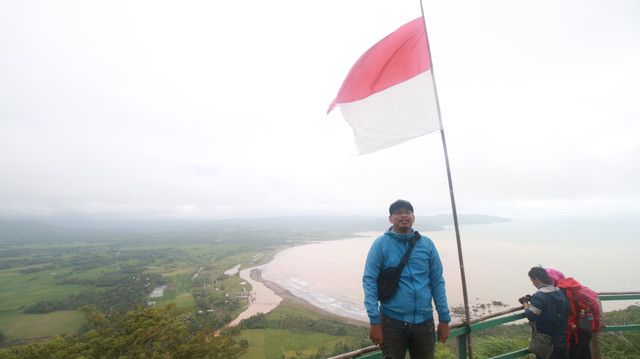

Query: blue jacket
left=363, top=227, right=451, bottom=325
left=525, top=285, right=569, bottom=350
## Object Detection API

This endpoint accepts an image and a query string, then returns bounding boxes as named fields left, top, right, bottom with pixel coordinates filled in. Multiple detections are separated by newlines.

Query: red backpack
left=557, top=277, right=604, bottom=335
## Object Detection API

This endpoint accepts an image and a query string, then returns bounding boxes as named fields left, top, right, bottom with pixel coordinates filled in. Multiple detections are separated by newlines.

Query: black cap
left=389, top=199, right=413, bottom=215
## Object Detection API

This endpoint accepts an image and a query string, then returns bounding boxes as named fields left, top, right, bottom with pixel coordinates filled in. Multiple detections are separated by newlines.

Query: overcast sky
left=1, top=0, right=639, bottom=222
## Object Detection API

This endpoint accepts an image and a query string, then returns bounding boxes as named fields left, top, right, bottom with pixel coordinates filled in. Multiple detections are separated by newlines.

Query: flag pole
left=418, top=3, right=474, bottom=358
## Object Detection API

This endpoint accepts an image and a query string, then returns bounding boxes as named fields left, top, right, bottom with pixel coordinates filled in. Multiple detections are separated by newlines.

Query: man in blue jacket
left=363, top=199, right=451, bottom=359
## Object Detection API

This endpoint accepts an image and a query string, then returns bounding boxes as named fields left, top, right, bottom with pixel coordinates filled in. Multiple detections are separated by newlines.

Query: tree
left=0, top=304, right=246, bottom=359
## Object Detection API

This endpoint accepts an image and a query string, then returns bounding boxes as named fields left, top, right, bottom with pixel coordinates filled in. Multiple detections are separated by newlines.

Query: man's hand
left=369, top=324, right=384, bottom=346
left=437, top=321, right=450, bottom=343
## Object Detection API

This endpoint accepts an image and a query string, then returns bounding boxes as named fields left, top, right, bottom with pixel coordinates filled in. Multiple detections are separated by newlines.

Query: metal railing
left=328, top=292, right=640, bottom=359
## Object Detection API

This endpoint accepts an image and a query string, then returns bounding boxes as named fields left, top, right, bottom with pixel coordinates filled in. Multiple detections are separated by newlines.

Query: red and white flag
left=328, top=17, right=441, bottom=154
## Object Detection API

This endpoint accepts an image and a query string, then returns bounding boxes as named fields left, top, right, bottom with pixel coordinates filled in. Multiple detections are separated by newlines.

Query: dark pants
left=569, top=332, right=592, bottom=359
left=380, top=314, right=435, bottom=359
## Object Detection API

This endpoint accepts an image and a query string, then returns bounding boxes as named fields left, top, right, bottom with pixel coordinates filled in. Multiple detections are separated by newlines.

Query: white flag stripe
left=337, top=71, right=441, bottom=154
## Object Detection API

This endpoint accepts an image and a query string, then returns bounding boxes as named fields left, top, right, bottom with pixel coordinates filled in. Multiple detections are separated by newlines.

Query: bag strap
left=396, top=231, right=421, bottom=270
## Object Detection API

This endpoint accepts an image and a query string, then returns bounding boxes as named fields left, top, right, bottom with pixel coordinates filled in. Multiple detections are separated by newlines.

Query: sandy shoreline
left=248, top=267, right=369, bottom=326
left=222, top=246, right=369, bottom=329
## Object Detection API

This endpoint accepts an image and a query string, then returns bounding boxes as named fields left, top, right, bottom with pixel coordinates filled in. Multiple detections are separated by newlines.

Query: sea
left=259, top=214, right=640, bottom=323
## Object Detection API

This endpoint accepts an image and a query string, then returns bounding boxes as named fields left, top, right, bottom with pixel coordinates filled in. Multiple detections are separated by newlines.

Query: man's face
left=389, top=207, right=415, bottom=234
left=529, top=277, right=539, bottom=288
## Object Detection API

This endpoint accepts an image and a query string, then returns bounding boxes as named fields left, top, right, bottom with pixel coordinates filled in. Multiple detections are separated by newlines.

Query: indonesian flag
left=328, top=17, right=442, bottom=154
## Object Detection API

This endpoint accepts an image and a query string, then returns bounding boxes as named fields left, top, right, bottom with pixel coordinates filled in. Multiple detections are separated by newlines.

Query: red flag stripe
left=328, top=17, right=431, bottom=113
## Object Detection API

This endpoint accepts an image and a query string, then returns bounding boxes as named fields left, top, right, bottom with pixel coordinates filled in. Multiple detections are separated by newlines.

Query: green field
left=235, top=301, right=369, bottom=359
left=0, top=238, right=261, bottom=343
left=240, top=328, right=350, bottom=359
left=0, top=254, right=111, bottom=313
left=0, top=310, right=85, bottom=341
left=0, top=220, right=355, bottom=346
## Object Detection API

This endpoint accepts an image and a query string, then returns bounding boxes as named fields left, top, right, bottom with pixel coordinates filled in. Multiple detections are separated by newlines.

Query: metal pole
left=440, top=129, right=474, bottom=358
left=417, top=3, right=474, bottom=357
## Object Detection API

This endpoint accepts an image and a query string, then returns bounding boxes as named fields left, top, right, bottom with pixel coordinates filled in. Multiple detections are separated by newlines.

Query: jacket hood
left=538, top=285, right=561, bottom=294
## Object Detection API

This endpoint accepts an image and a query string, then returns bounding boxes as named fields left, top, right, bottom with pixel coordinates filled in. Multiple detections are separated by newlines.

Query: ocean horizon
left=260, top=214, right=640, bottom=323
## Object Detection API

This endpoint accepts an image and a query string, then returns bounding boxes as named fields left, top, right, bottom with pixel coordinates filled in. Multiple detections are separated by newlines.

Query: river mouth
left=227, top=266, right=283, bottom=327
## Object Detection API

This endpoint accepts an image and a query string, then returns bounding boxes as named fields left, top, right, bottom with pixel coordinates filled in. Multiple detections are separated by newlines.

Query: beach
left=224, top=264, right=368, bottom=329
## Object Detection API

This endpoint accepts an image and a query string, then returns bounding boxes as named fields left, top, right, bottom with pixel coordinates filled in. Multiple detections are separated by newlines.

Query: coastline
left=241, top=255, right=513, bottom=327
left=223, top=245, right=370, bottom=329
left=249, top=267, right=368, bottom=326
left=242, top=236, right=525, bottom=325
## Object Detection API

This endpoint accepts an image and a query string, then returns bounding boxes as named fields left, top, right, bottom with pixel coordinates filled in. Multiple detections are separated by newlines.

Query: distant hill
left=0, top=220, right=109, bottom=243
left=0, top=214, right=510, bottom=243
left=422, top=214, right=512, bottom=226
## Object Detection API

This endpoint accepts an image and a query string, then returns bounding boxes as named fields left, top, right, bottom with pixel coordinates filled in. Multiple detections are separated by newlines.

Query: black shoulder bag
left=376, top=231, right=421, bottom=301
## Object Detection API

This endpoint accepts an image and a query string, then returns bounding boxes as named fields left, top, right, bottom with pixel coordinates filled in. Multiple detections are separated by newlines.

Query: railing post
left=457, top=333, right=468, bottom=359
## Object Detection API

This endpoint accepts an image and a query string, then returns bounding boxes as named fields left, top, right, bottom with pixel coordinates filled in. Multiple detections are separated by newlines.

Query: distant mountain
left=422, top=214, right=512, bottom=226
left=0, top=214, right=510, bottom=243
left=0, top=220, right=117, bottom=243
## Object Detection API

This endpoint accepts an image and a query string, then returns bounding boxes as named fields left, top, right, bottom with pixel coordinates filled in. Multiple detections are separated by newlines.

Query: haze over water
left=261, top=214, right=640, bottom=323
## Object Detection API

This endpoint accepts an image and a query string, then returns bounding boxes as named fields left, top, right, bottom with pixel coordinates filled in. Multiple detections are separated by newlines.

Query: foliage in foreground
left=472, top=336, right=533, bottom=359
left=2, top=305, right=638, bottom=359
left=238, top=311, right=371, bottom=358
left=597, top=305, right=640, bottom=359
left=0, top=304, right=245, bottom=359
left=468, top=305, right=640, bottom=359
left=236, top=308, right=458, bottom=359
left=234, top=306, right=640, bottom=359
